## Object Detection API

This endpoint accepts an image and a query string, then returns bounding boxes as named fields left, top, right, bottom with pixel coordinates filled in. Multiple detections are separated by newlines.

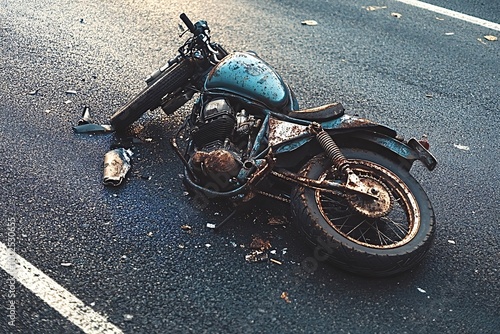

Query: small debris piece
left=425, top=94, right=433, bottom=98
left=301, top=20, right=318, bottom=26
left=103, top=148, right=133, bottom=186
left=270, top=258, right=282, bottom=265
left=180, top=225, right=192, bottom=231
left=205, top=243, right=211, bottom=248
left=435, top=17, right=444, bottom=21
left=64, top=100, right=72, bottom=104
left=206, top=223, right=216, bottom=229
left=73, top=123, right=114, bottom=133
left=245, top=250, right=268, bottom=263
left=65, top=90, right=77, bottom=95
left=178, top=244, right=185, bottom=249
left=391, top=12, right=402, bottom=18
left=477, top=38, right=487, bottom=45
left=144, top=138, right=153, bottom=142
left=445, top=32, right=455, bottom=36
left=268, top=216, right=287, bottom=226
left=80, top=18, right=85, bottom=24
left=77, top=106, right=92, bottom=125
left=448, top=240, right=456, bottom=245
left=123, top=314, right=133, bottom=321
left=365, top=6, right=387, bottom=11
left=147, top=231, right=154, bottom=237
left=417, top=287, right=426, bottom=293
left=453, top=144, right=470, bottom=151
left=249, top=236, right=272, bottom=251
left=484, top=35, right=498, bottom=41
left=28, top=89, right=39, bottom=95
left=60, top=262, right=73, bottom=267
left=280, top=291, right=291, bottom=303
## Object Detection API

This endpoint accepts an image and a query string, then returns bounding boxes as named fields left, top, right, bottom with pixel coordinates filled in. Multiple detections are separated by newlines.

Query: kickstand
left=211, top=209, right=238, bottom=232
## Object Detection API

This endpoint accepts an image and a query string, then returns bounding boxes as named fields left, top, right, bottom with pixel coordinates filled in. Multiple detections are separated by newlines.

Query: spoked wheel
left=291, top=148, right=435, bottom=277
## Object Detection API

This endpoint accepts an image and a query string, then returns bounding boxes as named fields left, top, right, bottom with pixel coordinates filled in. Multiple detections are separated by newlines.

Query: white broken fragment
left=365, top=6, right=387, bottom=11
left=484, top=35, right=498, bottom=41
left=65, top=90, right=77, bottom=95
left=60, top=262, right=73, bottom=267
left=391, top=12, right=402, bottom=18
left=417, top=287, right=426, bottom=293
left=123, top=314, right=134, bottom=321
left=445, top=32, right=455, bottom=36
left=453, top=144, right=470, bottom=151
left=301, top=20, right=318, bottom=26
left=448, top=240, right=456, bottom=245
left=206, top=223, right=216, bottom=229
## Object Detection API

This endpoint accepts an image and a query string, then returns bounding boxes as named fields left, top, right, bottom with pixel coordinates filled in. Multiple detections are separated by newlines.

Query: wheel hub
left=347, top=176, right=392, bottom=218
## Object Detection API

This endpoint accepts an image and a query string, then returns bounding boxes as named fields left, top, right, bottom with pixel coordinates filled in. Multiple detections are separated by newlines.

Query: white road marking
left=0, top=241, right=123, bottom=334
left=395, top=0, right=500, bottom=32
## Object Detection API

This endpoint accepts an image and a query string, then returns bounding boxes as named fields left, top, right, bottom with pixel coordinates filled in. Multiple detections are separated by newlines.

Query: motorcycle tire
left=110, top=58, right=195, bottom=131
left=291, top=148, right=436, bottom=277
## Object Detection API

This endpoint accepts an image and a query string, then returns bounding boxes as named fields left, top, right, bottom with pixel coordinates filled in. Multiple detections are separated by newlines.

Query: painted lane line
left=395, top=0, right=500, bottom=32
left=0, top=241, right=123, bottom=334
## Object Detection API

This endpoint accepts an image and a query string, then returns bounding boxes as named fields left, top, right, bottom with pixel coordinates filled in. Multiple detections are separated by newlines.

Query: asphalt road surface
left=1, top=0, right=499, bottom=333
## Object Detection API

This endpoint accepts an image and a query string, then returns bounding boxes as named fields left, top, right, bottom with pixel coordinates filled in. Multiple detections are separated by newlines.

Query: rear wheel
left=291, top=148, right=435, bottom=276
left=110, top=58, right=195, bottom=131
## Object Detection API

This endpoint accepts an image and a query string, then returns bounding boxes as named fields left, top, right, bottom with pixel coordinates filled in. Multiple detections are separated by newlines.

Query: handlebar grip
left=180, top=13, right=196, bottom=34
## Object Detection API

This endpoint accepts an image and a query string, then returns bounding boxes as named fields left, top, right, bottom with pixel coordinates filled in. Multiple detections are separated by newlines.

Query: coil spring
left=316, top=130, right=348, bottom=171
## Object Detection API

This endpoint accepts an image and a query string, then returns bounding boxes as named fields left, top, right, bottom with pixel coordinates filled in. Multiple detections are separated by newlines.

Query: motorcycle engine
left=189, top=98, right=251, bottom=191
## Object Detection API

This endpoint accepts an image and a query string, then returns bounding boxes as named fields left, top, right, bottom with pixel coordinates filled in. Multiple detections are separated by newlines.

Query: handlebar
left=180, top=13, right=196, bottom=34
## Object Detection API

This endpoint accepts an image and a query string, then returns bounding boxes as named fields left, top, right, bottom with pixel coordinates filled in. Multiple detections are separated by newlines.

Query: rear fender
left=272, top=114, right=437, bottom=171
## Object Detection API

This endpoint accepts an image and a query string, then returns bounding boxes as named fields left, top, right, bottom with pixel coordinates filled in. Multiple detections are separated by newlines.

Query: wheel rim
left=315, top=160, right=421, bottom=249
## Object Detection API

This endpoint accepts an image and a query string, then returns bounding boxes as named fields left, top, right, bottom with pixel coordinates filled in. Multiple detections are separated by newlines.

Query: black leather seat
left=287, top=102, right=344, bottom=121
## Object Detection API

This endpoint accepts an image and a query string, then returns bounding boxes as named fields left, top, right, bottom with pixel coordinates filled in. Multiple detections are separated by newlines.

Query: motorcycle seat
left=287, top=102, right=344, bottom=121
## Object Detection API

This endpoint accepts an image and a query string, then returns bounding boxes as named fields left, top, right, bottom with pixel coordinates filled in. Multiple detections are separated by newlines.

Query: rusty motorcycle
left=110, top=14, right=437, bottom=276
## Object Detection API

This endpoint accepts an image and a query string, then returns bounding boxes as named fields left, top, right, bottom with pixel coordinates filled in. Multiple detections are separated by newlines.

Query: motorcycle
left=110, top=14, right=437, bottom=277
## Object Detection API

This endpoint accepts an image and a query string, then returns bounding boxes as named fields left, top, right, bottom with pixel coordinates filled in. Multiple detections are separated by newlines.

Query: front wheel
left=291, top=148, right=436, bottom=277
left=110, top=58, right=195, bottom=131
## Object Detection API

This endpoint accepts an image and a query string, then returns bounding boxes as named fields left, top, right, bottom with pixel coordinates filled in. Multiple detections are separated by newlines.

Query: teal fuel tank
left=204, top=52, right=293, bottom=110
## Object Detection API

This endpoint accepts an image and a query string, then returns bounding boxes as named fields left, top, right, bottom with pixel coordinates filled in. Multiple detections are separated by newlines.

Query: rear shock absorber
left=309, top=122, right=349, bottom=173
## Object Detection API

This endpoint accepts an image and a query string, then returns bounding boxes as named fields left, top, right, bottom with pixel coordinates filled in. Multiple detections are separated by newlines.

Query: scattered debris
left=178, top=244, right=185, bottom=249
left=80, top=18, right=85, bottom=24
left=364, top=6, right=387, bottom=11
left=245, top=250, right=268, bottom=263
left=147, top=231, right=154, bottom=237
left=268, top=216, right=288, bottom=226
left=280, top=291, right=291, bottom=303
left=435, top=17, right=444, bottom=21
left=484, top=35, right=498, bottom=41
left=123, top=314, right=134, bottom=322
left=65, top=90, right=77, bottom=95
left=28, top=89, right=39, bottom=95
left=72, top=107, right=114, bottom=133
left=477, top=38, right=488, bottom=45
left=60, top=262, right=73, bottom=267
left=270, top=258, right=282, bottom=265
left=448, top=240, right=456, bottom=245
left=73, top=123, right=114, bottom=133
left=425, top=93, right=433, bottom=98
left=206, top=223, right=216, bottom=229
left=391, top=12, right=402, bottom=18
left=103, top=148, right=133, bottom=186
left=444, top=32, right=455, bottom=36
left=417, top=287, right=427, bottom=293
left=181, top=225, right=192, bottom=231
left=453, top=144, right=470, bottom=151
left=64, top=100, right=72, bottom=104
left=249, top=236, right=272, bottom=251
left=205, top=243, right=211, bottom=248
left=78, top=106, right=93, bottom=125
left=301, top=20, right=318, bottom=26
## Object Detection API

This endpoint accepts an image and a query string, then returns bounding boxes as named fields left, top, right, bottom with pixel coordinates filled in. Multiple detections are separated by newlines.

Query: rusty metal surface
left=268, top=117, right=308, bottom=147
